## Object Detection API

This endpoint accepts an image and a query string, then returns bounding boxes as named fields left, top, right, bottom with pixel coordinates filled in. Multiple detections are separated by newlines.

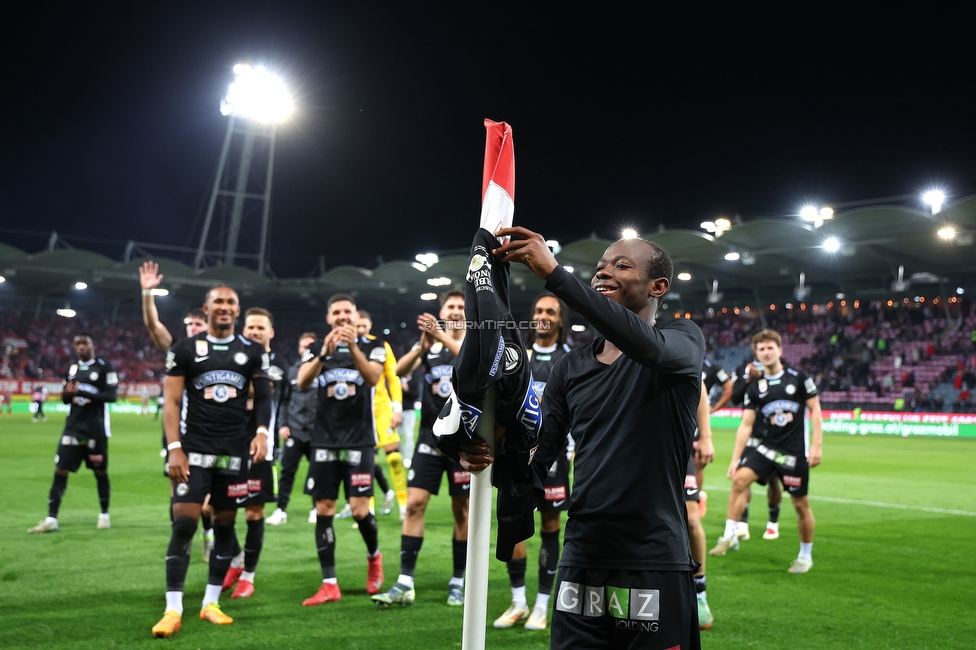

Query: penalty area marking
left=702, top=484, right=976, bottom=517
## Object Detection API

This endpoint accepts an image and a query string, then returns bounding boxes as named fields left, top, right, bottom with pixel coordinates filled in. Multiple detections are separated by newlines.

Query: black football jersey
left=247, top=351, right=285, bottom=461
left=528, top=342, right=572, bottom=455
left=64, top=357, right=118, bottom=437
left=701, top=358, right=730, bottom=401
left=166, top=333, right=269, bottom=453
left=743, top=367, right=818, bottom=456
left=534, top=266, right=705, bottom=572
left=303, top=335, right=387, bottom=448
left=420, top=342, right=456, bottom=430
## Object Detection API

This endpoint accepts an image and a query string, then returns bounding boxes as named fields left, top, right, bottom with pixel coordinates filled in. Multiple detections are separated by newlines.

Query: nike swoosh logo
left=546, top=569, right=558, bottom=575
left=236, top=496, right=249, bottom=504
left=552, top=500, right=565, bottom=507
left=214, top=555, right=233, bottom=560
left=686, top=489, right=698, bottom=496
left=195, top=356, right=209, bottom=362
left=357, top=486, right=369, bottom=492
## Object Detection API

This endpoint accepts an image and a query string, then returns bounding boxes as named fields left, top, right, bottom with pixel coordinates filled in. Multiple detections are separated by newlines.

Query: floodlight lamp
left=0, top=275, right=5, bottom=284
left=57, top=307, right=77, bottom=318
left=724, top=252, right=740, bottom=261
left=74, top=281, right=88, bottom=290
left=545, top=239, right=561, bottom=254
left=957, top=287, right=965, bottom=295
left=415, top=253, right=439, bottom=267
left=714, top=218, right=731, bottom=230
left=819, top=207, right=834, bottom=219
left=937, top=226, right=956, bottom=240
left=822, top=237, right=841, bottom=252
left=426, top=277, right=451, bottom=287
left=621, top=228, right=639, bottom=240
left=411, top=262, right=427, bottom=272
left=700, top=221, right=717, bottom=232
left=420, top=292, right=438, bottom=301
left=677, top=272, right=692, bottom=281
left=799, top=206, right=819, bottom=221
left=923, top=189, right=945, bottom=214
left=220, top=64, right=294, bottom=123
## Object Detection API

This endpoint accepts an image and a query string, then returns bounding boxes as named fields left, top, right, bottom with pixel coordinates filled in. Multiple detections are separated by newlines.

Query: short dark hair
left=184, top=308, right=207, bottom=322
left=642, top=240, right=673, bottom=285
left=204, top=284, right=237, bottom=304
left=74, top=331, right=94, bottom=342
left=299, top=331, right=317, bottom=342
left=440, top=290, right=464, bottom=306
left=327, top=293, right=356, bottom=311
left=244, top=307, right=274, bottom=327
left=358, top=309, right=371, bottom=321
left=529, top=292, right=569, bottom=346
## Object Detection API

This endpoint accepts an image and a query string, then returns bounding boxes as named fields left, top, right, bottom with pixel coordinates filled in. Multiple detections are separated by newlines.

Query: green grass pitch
left=1, top=412, right=974, bottom=649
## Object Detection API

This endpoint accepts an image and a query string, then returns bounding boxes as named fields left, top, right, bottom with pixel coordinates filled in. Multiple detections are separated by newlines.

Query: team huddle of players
left=27, top=249, right=824, bottom=646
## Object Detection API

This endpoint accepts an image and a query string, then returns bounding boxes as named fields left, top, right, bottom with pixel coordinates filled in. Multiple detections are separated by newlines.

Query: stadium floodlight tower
left=193, top=64, right=294, bottom=273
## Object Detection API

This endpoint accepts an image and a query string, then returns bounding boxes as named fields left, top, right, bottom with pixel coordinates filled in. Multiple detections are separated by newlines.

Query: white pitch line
left=702, top=484, right=976, bottom=517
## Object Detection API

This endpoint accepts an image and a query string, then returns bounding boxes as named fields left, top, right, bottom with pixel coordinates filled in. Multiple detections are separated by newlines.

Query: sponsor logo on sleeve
left=165, top=352, right=176, bottom=371
left=196, top=341, right=208, bottom=357
left=804, top=377, right=818, bottom=395
left=261, top=352, right=270, bottom=370
left=69, top=363, right=78, bottom=377
left=106, top=372, right=118, bottom=386
left=502, top=342, right=523, bottom=376
left=369, top=346, right=387, bottom=363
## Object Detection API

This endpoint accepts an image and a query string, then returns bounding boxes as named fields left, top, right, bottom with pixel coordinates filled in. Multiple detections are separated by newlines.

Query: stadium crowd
left=4, top=300, right=974, bottom=412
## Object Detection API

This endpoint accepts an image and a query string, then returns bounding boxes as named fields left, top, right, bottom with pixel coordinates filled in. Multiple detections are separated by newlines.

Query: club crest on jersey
left=90, top=372, right=98, bottom=381
left=466, top=246, right=494, bottom=293
left=758, top=379, right=768, bottom=394
left=502, top=342, right=523, bottom=376
left=785, top=384, right=796, bottom=395
left=196, top=340, right=208, bottom=357
left=769, top=411, right=794, bottom=427
left=232, top=352, right=247, bottom=365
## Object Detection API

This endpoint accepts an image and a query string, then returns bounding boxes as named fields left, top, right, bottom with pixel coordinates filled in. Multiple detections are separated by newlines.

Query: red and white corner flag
left=462, top=118, right=515, bottom=650
left=480, top=119, right=515, bottom=238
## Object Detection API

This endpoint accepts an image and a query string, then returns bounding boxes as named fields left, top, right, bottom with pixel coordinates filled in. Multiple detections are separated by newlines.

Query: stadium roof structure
left=1, top=195, right=974, bottom=320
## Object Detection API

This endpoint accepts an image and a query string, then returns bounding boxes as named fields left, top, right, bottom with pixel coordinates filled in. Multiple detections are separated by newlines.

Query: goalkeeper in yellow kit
left=358, top=312, right=409, bottom=518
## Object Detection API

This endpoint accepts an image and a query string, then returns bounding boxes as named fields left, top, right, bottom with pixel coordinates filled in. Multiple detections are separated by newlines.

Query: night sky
left=3, top=3, right=974, bottom=277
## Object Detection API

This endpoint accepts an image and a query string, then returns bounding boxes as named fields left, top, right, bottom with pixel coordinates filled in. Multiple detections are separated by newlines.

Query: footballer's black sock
left=165, top=517, right=196, bottom=591
left=400, top=535, right=423, bottom=577
left=94, top=472, right=110, bottom=513
left=740, top=504, right=750, bottom=523
left=452, top=538, right=467, bottom=580
left=47, top=473, right=68, bottom=518
left=355, top=513, right=379, bottom=556
left=208, top=522, right=236, bottom=585
left=232, top=533, right=242, bottom=557
left=201, top=509, right=213, bottom=533
left=538, top=531, right=560, bottom=595
left=316, top=515, right=336, bottom=580
left=507, top=557, right=527, bottom=588
left=695, top=574, right=707, bottom=595
left=374, top=464, right=390, bottom=494
left=244, top=518, right=265, bottom=573
left=768, top=504, right=781, bottom=524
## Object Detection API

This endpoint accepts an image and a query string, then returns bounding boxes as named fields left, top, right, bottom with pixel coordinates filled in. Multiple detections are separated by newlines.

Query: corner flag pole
left=462, top=119, right=515, bottom=650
